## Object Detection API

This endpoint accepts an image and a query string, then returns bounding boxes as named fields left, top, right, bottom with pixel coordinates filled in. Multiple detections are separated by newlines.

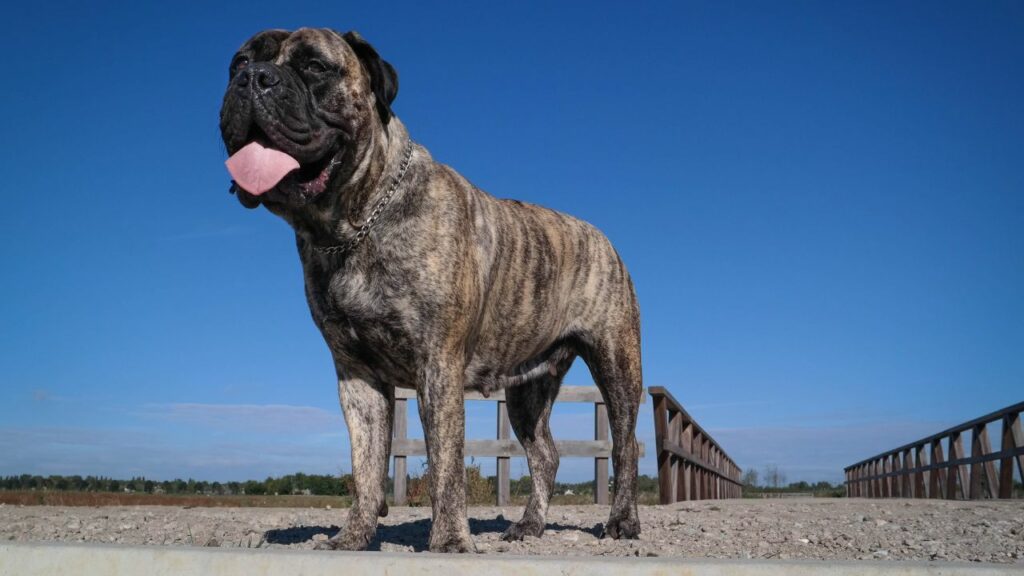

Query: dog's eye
left=231, top=55, right=249, bottom=74
left=304, top=59, right=327, bottom=74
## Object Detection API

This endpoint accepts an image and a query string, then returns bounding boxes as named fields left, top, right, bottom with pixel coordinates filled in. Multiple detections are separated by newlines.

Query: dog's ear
left=342, top=30, right=399, bottom=124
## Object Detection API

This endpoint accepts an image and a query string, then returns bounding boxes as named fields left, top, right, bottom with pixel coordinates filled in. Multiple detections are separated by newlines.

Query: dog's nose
left=250, top=63, right=280, bottom=90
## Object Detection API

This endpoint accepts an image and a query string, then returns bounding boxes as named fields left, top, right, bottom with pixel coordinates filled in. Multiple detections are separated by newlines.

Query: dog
left=219, top=28, right=643, bottom=553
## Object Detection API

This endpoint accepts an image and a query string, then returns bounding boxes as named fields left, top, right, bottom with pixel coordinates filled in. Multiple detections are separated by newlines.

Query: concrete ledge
left=1, top=542, right=1022, bottom=575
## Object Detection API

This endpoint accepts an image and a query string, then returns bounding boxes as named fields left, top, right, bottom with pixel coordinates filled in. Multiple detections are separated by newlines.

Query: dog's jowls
left=219, top=28, right=643, bottom=553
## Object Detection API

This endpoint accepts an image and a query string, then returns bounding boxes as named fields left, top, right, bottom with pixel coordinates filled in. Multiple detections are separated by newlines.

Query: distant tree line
left=740, top=466, right=844, bottom=496
left=0, top=470, right=661, bottom=499
left=0, top=473, right=354, bottom=496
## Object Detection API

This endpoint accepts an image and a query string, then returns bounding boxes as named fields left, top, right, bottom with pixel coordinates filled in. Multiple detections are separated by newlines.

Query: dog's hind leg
left=319, top=371, right=393, bottom=551
left=501, top=351, right=573, bottom=541
left=582, top=311, right=643, bottom=539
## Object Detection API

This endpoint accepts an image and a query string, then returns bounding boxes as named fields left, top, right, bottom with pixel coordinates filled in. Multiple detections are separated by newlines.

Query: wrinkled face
left=219, top=28, right=397, bottom=209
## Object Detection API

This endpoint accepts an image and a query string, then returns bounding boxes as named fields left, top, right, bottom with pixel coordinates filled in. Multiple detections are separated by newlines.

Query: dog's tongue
left=225, top=141, right=300, bottom=196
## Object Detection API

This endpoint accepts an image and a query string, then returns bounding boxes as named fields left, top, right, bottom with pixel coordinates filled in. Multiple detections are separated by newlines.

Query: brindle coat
left=219, top=28, right=643, bottom=553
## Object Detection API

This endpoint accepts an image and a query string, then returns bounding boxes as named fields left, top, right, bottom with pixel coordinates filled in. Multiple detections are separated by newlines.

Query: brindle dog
left=219, top=28, right=643, bottom=553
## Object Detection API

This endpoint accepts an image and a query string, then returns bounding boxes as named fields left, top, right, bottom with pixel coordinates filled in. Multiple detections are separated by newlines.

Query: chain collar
left=314, top=140, right=414, bottom=256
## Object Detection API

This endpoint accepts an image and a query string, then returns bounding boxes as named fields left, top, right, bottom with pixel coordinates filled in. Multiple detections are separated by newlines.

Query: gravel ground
left=2, top=498, right=1023, bottom=563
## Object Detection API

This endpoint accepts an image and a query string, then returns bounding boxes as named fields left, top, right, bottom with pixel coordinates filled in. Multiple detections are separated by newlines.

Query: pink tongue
left=225, top=141, right=301, bottom=196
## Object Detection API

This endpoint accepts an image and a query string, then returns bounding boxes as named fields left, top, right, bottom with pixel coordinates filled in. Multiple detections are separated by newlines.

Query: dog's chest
left=303, top=260, right=421, bottom=378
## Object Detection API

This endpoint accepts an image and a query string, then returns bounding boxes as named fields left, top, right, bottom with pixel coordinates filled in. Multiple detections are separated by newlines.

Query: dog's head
left=220, top=28, right=398, bottom=209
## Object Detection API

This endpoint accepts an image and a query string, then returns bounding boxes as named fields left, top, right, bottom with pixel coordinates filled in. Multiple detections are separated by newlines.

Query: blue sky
left=1, top=1, right=1021, bottom=485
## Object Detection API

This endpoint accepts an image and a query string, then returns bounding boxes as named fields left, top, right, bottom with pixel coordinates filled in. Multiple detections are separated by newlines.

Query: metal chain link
left=315, top=141, right=414, bottom=256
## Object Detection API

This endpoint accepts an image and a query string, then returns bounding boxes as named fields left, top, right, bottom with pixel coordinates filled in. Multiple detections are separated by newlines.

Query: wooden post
left=930, top=440, right=946, bottom=499
left=891, top=453, right=902, bottom=497
left=393, top=397, right=408, bottom=506
left=681, top=423, right=693, bottom=501
left=874, top=458, right=883, bottom=498
left=595, top=401, right=609, bottom=505
left=702, top=437, right=710, bottom=499
left=676, top=459, right=686, bottom=502
left=948, top=432, right=970, bottom=500
left=914, top=444, right=927, bottom=498
left=668, top=409, right=681, bottom=503
left=970, top=423, right=998, bottom=499
left=862, top=463, right=869, bottom=498
left=882, top=456, right=891, bottom=498
left=497, top=400, right=511, bottom=506
left=999, top=412, right=1022, bottom=499
left=653, top=396, right=671, bottom=504
left=693, top=432, right=703, bottom=500
left=902, top=449, right=913, bottom=497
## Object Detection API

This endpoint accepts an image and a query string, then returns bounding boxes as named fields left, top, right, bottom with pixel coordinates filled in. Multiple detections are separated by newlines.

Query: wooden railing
left=844, top=401, right=1024, bottom=499
left=649, top=387, right=742, bottom=503
left=390, top=386, right=645, bottom=506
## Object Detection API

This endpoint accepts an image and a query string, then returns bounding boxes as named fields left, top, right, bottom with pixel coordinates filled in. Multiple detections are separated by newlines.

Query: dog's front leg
left=320, top=371, right=393, bottom=551
left=416, top=362, right=475, bottom=553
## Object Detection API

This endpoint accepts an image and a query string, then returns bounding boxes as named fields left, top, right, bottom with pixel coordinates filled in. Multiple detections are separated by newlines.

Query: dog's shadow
left=264, top=515, right=603, bottom=551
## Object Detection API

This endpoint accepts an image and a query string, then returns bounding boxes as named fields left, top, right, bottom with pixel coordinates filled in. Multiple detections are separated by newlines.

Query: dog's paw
left=317, top=528, right=373, bottom=551
left=602, top=514, right=641, bottom=540
left=428, top=533, right=477, bottom=553
left=501, top=519, right=544, bottom=542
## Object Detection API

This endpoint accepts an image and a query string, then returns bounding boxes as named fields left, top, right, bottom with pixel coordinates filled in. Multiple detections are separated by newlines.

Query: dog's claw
left=318, top=529, right=373, bottom=551
left=501, top=520, right=544, bottom=541
left=602, top=515, right=641, bottom=540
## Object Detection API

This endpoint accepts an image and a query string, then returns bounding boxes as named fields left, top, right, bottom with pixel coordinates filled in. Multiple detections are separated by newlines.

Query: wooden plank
left=393, top=398, right=408, bottom=506
left=496, top=401, right=510, bottom=506
left=849, top=446, right=1024, bottom=483
left=657, top=439, right=742, bottom=487
left=595, top=402, right=609, bottom=505
left=395, top=385, right=647, bottom=404
left=648, top=387, right=737, bottom=465
left=392, top=438, right=644, bottom=458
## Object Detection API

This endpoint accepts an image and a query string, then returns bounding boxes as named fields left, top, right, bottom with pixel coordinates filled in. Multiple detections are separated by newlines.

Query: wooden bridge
left=649, top=387, right=743, bottom=502
left=845, top=401, right=1024, bottom=499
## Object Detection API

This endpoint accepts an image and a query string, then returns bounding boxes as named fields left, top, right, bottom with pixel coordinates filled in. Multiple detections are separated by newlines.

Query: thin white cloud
left=140, top=402, right=345, bottom=434
left=707, top=419, right=954, bottom=484
left=0, top=426, right=349, bottom=481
